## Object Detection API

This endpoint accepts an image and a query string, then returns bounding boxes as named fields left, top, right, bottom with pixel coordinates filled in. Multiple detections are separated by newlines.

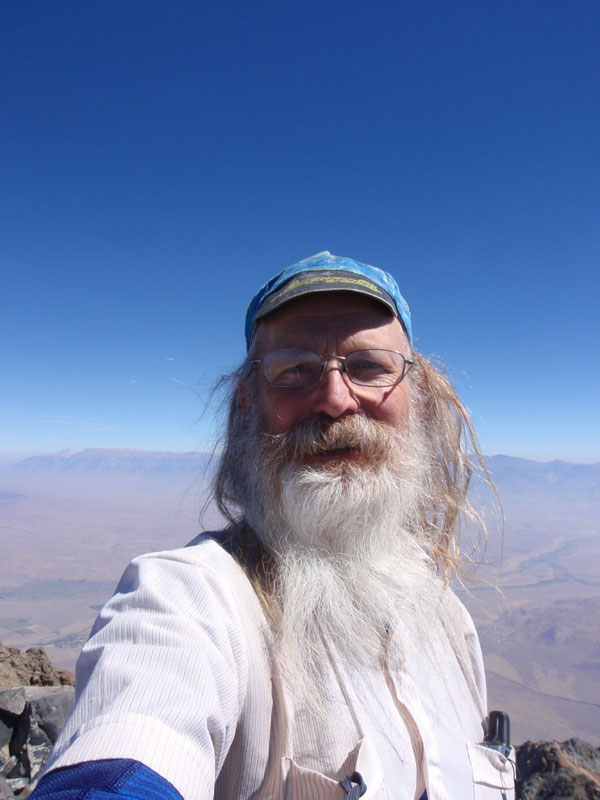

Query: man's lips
left=302, top=447, right=363, bottom=464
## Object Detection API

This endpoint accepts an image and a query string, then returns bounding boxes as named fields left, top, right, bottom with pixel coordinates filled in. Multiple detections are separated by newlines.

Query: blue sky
left=2, top=0, right=599, bottom=461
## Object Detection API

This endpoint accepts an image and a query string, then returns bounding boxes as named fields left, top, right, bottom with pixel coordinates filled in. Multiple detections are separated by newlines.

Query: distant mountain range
left=2, top=448, right=213, bottom=476
left=483, top=455, right=600, bottom=512
left=3, top=449, right=599, bottom=488
left=485, top=454, right=600, bottom=488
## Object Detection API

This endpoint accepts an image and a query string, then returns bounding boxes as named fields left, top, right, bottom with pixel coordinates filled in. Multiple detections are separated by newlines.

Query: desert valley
left=0, top=449, right=598, bottom=745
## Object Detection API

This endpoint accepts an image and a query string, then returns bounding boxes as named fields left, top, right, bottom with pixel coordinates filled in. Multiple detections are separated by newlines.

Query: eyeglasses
left=252, top=349, right=415, bottom=388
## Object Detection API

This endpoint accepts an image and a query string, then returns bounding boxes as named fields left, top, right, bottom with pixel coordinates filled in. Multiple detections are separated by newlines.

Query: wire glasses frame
left=252, top=348, right=415, bottom=388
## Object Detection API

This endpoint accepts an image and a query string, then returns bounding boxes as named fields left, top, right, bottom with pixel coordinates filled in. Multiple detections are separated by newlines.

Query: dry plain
left=0, top=450, right=598, bottom=745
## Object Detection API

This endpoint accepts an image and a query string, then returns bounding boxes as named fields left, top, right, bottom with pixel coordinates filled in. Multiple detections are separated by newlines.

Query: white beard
left=241, top=414, right=454, bottom=714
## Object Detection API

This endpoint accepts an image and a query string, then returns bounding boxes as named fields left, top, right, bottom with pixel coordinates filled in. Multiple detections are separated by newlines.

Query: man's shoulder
left=93, top=530, right=265, bottom=637
left=185, top=528, right=248, bottom=558
left=440, top=585, right=477, bottom=629
left=117, top=529, right=253, bottom=595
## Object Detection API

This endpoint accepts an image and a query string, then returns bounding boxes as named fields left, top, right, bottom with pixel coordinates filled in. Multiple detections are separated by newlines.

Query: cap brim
left=253, top=269, right=398, bottom=322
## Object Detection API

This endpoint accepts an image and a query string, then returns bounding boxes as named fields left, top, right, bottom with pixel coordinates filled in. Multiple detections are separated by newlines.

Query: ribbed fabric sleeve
left=43, top=543, right=256, bottom=800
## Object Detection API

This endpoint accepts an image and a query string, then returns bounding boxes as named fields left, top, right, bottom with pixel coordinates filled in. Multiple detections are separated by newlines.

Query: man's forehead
left=255, top=291, right=407, bottom=349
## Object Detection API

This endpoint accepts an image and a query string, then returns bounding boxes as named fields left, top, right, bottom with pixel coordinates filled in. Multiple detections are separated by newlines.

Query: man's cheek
left=260, top=392, right=302, bottom=434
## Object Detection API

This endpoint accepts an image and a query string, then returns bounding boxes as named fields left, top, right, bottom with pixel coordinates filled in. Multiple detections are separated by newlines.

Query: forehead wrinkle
left=257, top=313, right=406, bottom=356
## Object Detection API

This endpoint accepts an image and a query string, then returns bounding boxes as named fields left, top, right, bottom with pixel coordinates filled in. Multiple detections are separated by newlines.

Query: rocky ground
left=0, top=684, right=75, bottom=798
left=0, top=644, right=74, bottom=691
left=0, top=641, right=598, bottom=798
left=0, top=641, right=75, bottom=798
left=517, top=739, right=600, bottom=799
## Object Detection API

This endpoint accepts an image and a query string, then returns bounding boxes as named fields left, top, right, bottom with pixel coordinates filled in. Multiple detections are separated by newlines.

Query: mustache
left=260, top=415, right=396, bottom=462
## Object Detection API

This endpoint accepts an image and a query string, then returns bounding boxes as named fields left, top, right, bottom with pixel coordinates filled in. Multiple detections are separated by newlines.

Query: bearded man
left=33, top=253, right=515, bottom=800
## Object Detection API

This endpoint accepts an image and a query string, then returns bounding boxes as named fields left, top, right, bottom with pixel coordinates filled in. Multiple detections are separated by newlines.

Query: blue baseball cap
left=245, top=251, right=412, bottom=349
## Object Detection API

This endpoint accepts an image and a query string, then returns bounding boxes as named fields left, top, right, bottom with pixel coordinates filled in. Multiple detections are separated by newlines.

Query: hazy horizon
left=1, top=448, right=599, bottom=468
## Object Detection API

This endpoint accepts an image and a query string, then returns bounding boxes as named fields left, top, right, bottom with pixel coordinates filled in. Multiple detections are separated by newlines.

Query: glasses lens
left=262, top=349, right=322, bottom=386
left=345, top=350, right=406, bottom=386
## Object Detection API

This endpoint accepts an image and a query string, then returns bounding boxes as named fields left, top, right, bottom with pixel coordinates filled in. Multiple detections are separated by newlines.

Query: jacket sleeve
left=41, top=545, right=251, bottom=800
left=31, top=759, right=182, bottom=799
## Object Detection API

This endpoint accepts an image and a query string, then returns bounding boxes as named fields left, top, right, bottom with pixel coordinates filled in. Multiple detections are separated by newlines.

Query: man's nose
left=310, top=360, right=360, bottom=418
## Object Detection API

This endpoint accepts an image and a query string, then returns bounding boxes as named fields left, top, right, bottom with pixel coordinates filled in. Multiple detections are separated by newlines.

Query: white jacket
left=46, top=536, right=515, bottom=799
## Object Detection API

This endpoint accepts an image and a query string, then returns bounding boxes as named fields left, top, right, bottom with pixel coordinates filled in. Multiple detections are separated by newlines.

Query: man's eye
left=284, top=362, right=311, bottom=376
left=350, top=358, right=387, bottom=376
left=273, top=361, right=316, bottom=384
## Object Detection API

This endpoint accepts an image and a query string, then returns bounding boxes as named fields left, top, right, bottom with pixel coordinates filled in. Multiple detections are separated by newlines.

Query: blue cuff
left=30, top=759, right=183, bottom=799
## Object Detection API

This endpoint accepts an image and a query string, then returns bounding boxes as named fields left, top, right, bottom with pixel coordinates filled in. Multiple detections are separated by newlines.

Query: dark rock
left=535, top=772, right=600, bottom=799
left=0, top=647, right=76, bottom=796
left=0, top=685, right=75, bottom=796
left=0, top=720, right=11, bottom=751
left=6, top=757, right=26, bottom=779
left=19, top=687, right=75, bottom=745
left=562, top=739, right=600, bottom=774
left=0, top=774, right=15, bottom=800
left=0, top=691, right=26, bottom=718
left=0, top=687, right=75, bottom=746
left=0, top=755, right=17, bottom=777
left=8, top=700, right=31, bottom=764
left=516, top=739, right=600, bottom=799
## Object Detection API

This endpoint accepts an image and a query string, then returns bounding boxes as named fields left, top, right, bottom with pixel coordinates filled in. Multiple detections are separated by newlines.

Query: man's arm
left=38, top=543, right=252, bottom=800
